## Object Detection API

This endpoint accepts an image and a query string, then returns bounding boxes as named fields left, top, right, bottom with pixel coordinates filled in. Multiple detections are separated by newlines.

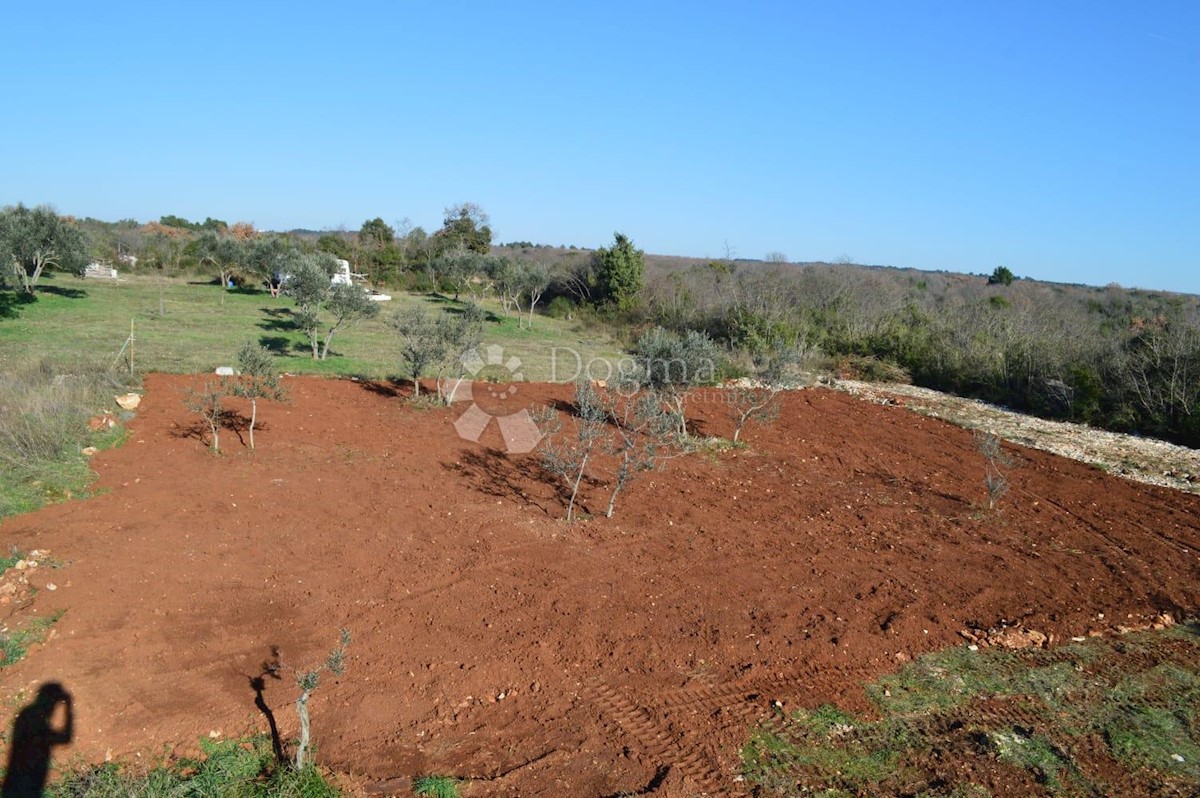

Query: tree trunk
left=321, top=321, right=342, bottom=360
left=605, top=479, right=622, bottom=518
left=249, top=399, right=257, bottom=450
left=566, top=454, right=589, bottom=522
left=294, top=690, right=312, bottom=770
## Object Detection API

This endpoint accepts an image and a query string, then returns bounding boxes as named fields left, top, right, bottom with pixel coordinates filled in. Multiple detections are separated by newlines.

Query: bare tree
left=975, top=431, right=1015, bottom=510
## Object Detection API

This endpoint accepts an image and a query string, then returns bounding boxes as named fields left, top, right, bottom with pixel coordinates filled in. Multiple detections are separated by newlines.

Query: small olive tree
left=728, top=339, right=802, bottom=443
left=433, top=303, right=485, bottom=405
left=292, top=629, right=350, bottom=771
left=633, top=326, right=719, bottom=437
left=183, top=378, right=227, bottom=453
left=534, top=380, right=607, bottom=522
left=195, top=232, right=245, bottom=291
left=320, top=282, right=380, bottom=359
left=390, top=303, right=484, bottom=402
left=391, top=306, right=445, bottom=398
left=232, top=342, right=287, bottom=449
left=599, top=384, right=677, bottom=517
left=975, top=431, right=1016, bottom=510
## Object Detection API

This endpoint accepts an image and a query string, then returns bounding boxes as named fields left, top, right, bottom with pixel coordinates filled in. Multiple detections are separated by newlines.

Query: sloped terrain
left=2, top=375, right=1198, bottom=796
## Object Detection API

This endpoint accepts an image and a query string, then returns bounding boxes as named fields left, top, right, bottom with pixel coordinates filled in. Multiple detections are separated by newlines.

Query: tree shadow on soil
left=445, top=448, right=565, bottom=516
left=358, top=379, right=415, bottom=400
left=170, top=410, right=255, bottom=448
left=243, top=648, right=286, bottom=765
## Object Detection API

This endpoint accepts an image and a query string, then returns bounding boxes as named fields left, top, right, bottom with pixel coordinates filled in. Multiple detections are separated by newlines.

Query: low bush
left=835, top=354, right=911, bottom=384
left=545, top=296, right=574, bottom=319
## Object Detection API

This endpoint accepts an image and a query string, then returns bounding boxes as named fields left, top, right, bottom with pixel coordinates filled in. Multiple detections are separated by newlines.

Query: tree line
left=638, top=258, right=1200, bottom=447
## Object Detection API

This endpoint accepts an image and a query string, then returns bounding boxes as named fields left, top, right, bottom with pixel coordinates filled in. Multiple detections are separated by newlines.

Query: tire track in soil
left=582, top=678, right=733, bottom=796
left=582, top=665, right=881, bottom=796
left=656, top=664, right=877, bottom=712
left=1023, top=487, right=1196, bottom=557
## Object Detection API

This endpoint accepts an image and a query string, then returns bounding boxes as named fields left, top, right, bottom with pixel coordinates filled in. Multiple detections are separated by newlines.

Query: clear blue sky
left=2, top=2, right=1197, bottom=292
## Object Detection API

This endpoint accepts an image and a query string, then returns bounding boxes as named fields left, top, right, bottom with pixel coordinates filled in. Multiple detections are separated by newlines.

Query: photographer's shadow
left=2, top=682, right=73, bottom=798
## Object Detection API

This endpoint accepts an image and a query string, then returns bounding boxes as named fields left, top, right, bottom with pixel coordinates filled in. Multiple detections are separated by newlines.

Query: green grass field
left=0, top=273, right=624, bottom=381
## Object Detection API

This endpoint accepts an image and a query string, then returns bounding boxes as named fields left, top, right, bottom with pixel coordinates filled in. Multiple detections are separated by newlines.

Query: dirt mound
left=2, top=374, right=1198, bottom=796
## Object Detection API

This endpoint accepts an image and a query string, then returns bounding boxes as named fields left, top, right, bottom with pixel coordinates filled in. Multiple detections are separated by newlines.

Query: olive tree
left=231, top=342, right=287, bottom=449
left=599, top=383, right=676, bottom=517
left=292, top=629, right=350, bottom=771
left=283, top=252, right=379, bottom=359
left=727, top=339, right=803, bottom=443
left=195, top=232, right=245, bottom=290
left=183, top=378, right=227, bottom=453
left=522, top=262, right=551, bottom=329
left=534, top=380, right=608, bottom=522
left=0, top=204, right=89, bottom=294
left=390, top=303, right=484, bottom=402
left=633, top=326, right=719, bottom=437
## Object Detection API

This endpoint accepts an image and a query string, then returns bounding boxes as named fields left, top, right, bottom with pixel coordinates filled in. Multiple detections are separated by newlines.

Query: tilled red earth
left=2, top=374, right=1198, bottom=796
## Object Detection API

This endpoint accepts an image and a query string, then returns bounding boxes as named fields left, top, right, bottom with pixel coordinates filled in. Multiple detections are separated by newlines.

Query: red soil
left=2, top=374, right=1198, bottom=796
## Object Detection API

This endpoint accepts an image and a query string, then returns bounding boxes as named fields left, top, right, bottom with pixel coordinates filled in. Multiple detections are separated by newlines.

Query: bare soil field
left=2, top=375, right=1199, bottom=796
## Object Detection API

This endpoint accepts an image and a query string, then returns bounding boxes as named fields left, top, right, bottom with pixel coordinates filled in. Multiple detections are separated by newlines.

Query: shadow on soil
left=245, top=647, right=286, bottom=765
left=2, top=681, right=74, bottom=798
left=445, top=447, right=562, bottom=515
left=358, top=379, right=414, bottom=400
left=171, top=410, right=256, bottom=448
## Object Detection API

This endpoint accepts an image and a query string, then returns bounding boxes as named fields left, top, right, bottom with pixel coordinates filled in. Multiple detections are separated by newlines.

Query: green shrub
left=546, top=295, right=574, bottom=319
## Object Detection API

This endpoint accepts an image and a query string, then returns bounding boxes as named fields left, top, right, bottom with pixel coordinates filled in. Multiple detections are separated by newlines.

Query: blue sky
left=1, top=2, right=1197, bottom=292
